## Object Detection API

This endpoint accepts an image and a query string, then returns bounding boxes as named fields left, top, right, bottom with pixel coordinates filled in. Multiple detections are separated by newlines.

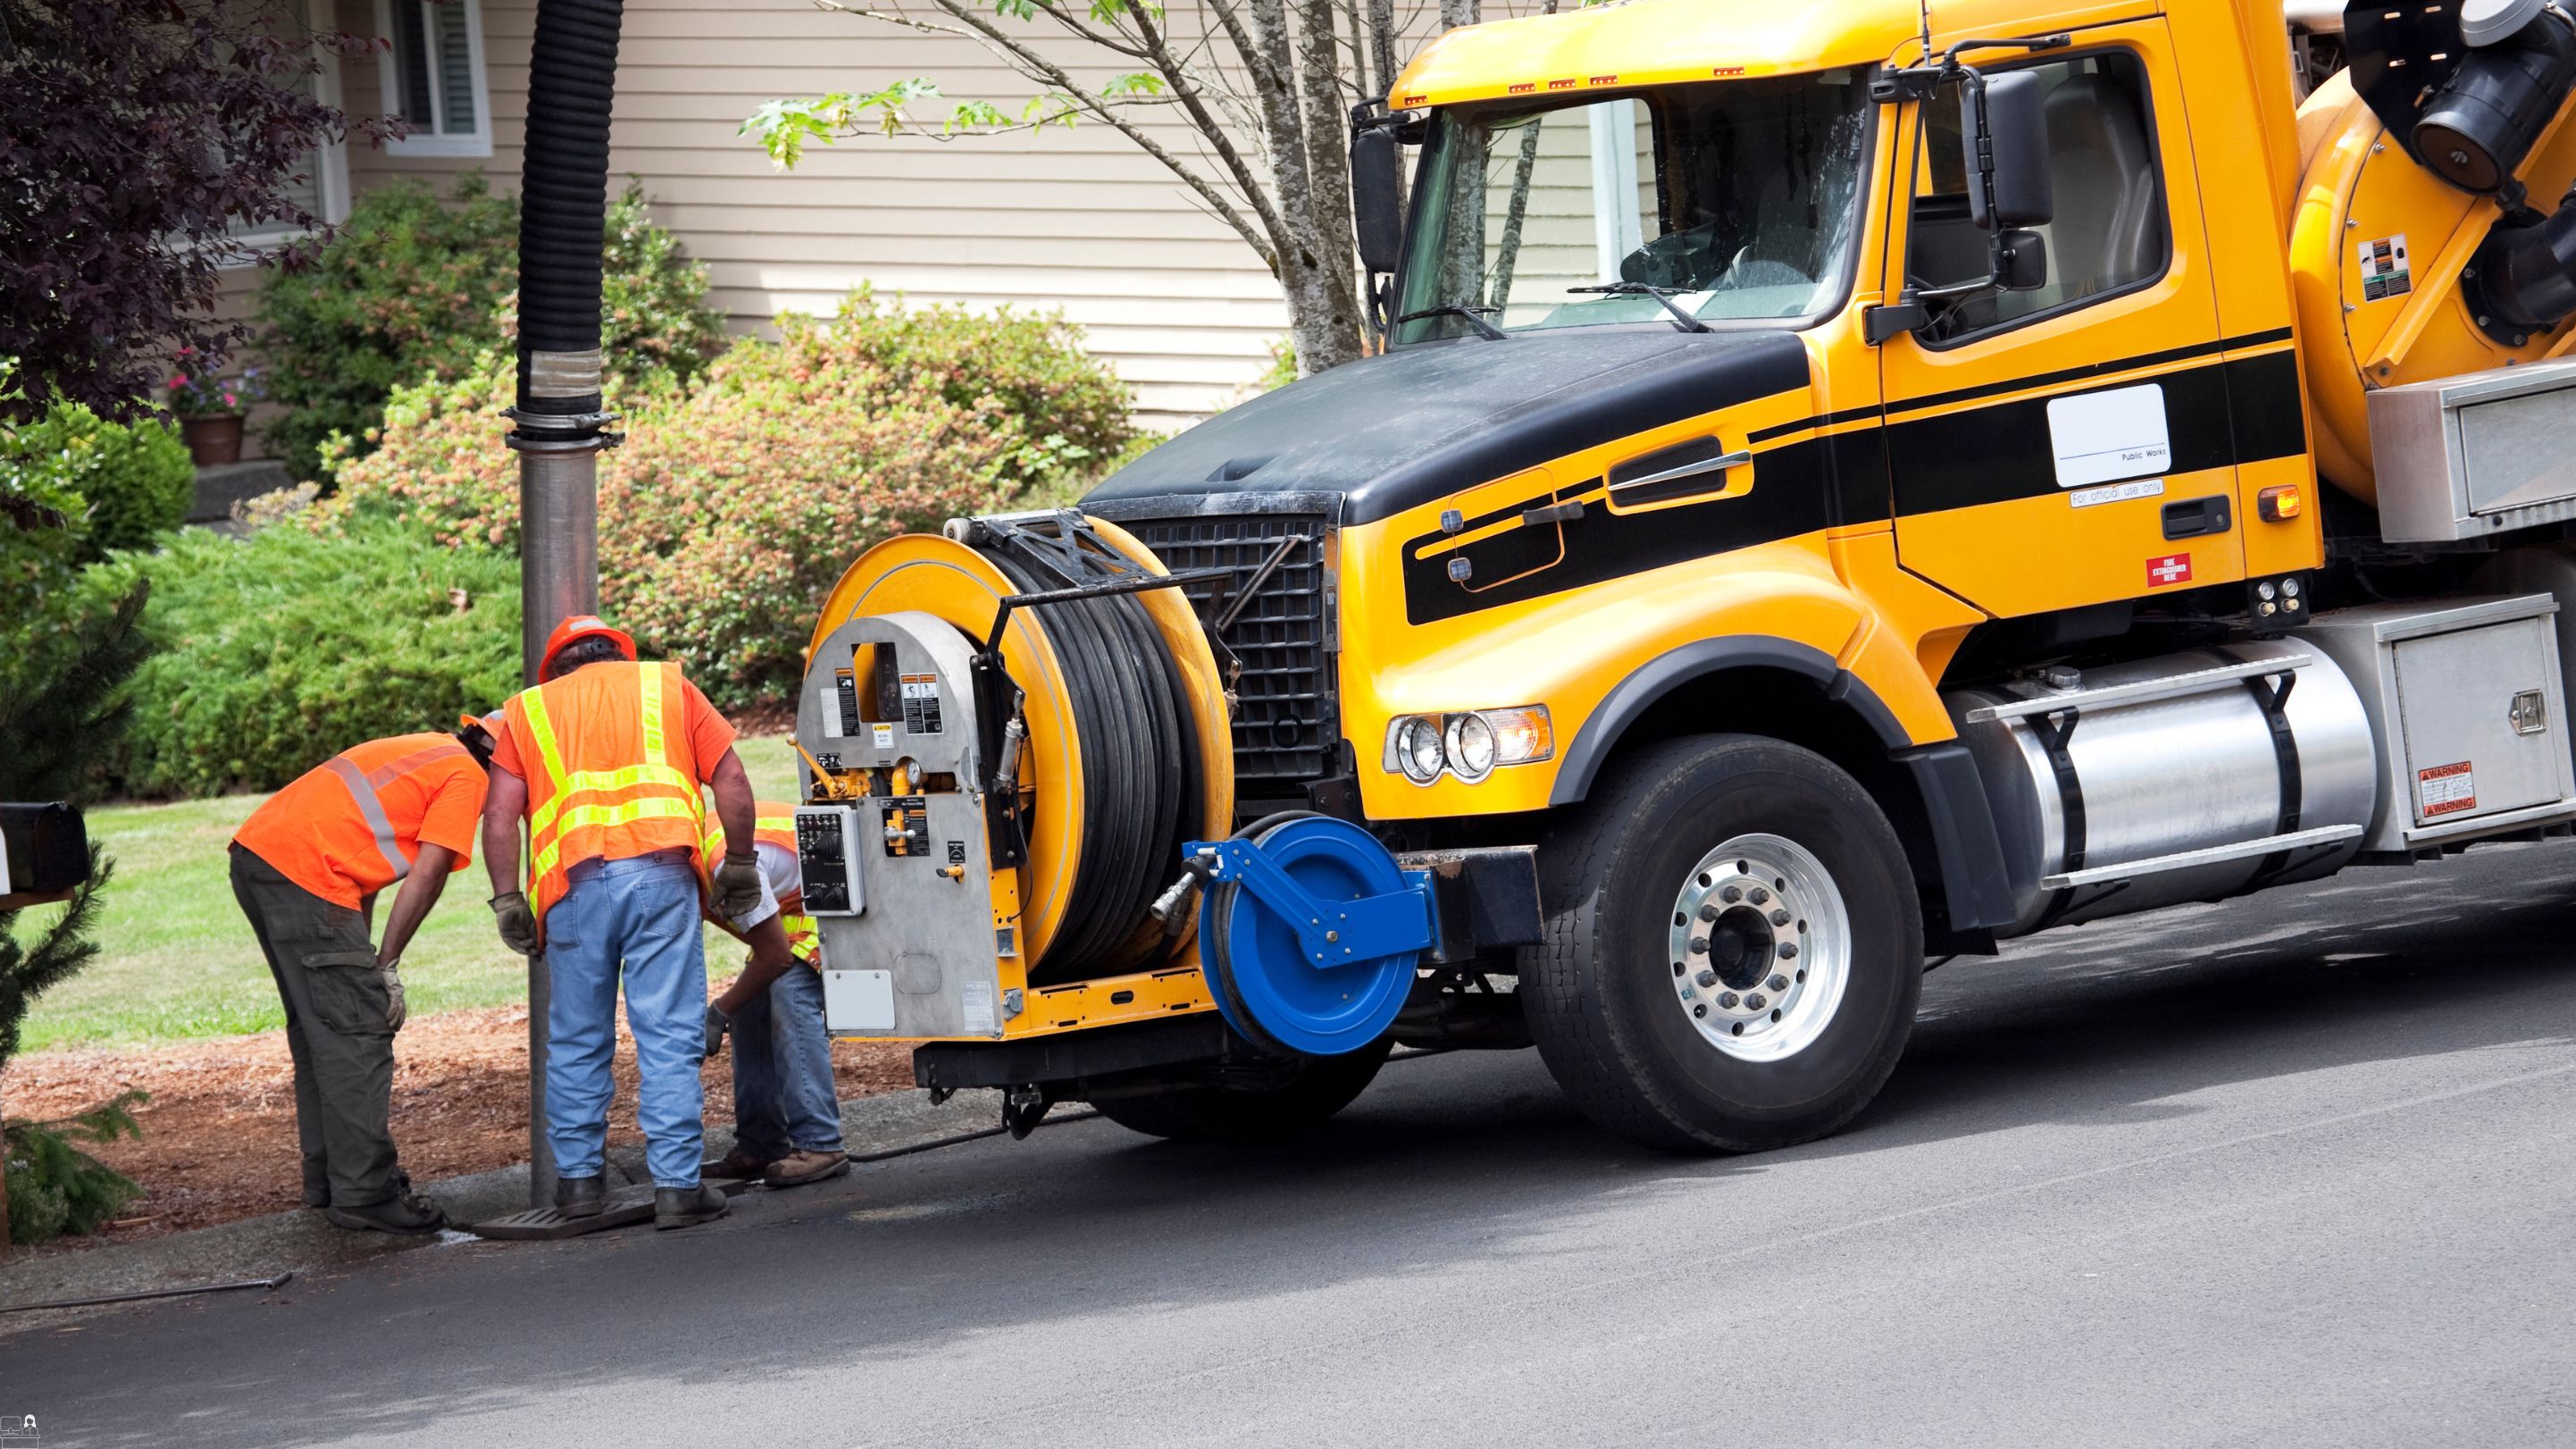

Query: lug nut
left=1746, top=993, right=1767, bottom=1010
left=1688, top=937, right=1709, bottom=955
left=1767, top=974, right=1788, bottom=992
left=1719, top=993, right=1740, bottom=1009
left=1778, top=942, right=1798, bottom=959
left=1695, top=969, right=1718, bottom=988
left=1749, top=887, right=1771, bottom=905
left=1769, top=909, right=1790, bottom=927
left=1719, top=885, right=1742, bottom=904
left=1698, top=904, right=1720, bottom=922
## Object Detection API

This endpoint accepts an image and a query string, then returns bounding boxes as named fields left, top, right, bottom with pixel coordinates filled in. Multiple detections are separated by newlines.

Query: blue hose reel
left=1188, top=816, right=1433, bottom=1057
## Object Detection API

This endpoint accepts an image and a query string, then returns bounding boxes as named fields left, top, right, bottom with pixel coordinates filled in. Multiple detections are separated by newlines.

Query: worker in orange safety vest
left=694, top=804, right=849, bottom=1191
left=229, top=716, right=500, bottom=1234
left=479, top=615, right=765, bottom=1231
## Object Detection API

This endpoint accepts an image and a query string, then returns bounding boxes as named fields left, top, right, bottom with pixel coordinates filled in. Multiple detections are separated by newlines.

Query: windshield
left=1392, top=71, right=1873, bottom=344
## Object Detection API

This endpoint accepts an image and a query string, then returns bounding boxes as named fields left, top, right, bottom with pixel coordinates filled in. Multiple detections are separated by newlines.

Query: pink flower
left=222, top=392, right=238, bottom=407
left=169, top=376, right=186, bottom=389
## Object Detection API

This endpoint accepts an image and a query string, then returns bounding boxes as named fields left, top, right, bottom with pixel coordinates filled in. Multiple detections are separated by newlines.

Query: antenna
left=1918, top=0, right=1933, bottom=62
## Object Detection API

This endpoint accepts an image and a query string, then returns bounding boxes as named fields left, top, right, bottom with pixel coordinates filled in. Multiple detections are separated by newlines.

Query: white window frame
left=375, top=0, right=495, bottom=159
left=223, top=0, right=353, bottom=259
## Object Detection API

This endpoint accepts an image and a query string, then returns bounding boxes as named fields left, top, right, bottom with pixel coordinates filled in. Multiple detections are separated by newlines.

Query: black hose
left=979, top=537, right=1200, bottom=984
left=516, top=0, right=626, bottom=421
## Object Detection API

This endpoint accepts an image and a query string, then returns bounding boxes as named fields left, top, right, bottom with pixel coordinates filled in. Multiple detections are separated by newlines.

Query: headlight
left=1382, top=706, right=1551, bottom=783
left=1393, top=716, right=1446, bottom=783
left=1445, top=712, right=1498, bottom=782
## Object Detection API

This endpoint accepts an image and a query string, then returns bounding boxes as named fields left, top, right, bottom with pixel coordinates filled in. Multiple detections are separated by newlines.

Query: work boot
left=765, top=1150, right=850, bottom=1189
left=704, top=1147, right=772, bottom=1183
left=302, top=1185, right=331, bottom=1210
left=555, top=1174, right=606, bottom=1219
left=325, top=1187, right=448, bottom=1235
left=655, top=1183, right=731, bottom=1230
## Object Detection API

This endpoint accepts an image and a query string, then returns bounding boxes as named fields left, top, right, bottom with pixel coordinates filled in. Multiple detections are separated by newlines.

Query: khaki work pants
left=228, top=843, right=403, bottom=1208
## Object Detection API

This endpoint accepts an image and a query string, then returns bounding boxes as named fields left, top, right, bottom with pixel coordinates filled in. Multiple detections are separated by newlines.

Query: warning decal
left=2419, top=760, right=2478, bottom=817
left=2146, top=553, right=2194, bottom=588
left=2359, top=233, right=2412, bottom=302
left=899, top=672, right=945, bottom=734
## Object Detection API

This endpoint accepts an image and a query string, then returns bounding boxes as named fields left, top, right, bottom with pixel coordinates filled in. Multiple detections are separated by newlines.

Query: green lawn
left=17, top=735, right=805, bottom=1053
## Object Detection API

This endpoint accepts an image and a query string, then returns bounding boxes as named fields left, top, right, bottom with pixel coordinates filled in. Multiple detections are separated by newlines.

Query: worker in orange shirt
left=229, top=716, right=499, bottom=1234
left=480, top=616, right=764, bottom=1231
left=695, top=803, right=849, bottom=1190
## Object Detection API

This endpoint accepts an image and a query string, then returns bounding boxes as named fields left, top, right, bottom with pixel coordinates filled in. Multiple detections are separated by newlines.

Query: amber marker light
left=2258, top=483, right=2304, bottom=523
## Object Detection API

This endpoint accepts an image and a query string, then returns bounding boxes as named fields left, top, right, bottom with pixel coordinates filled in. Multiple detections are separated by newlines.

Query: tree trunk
left=1293, top=0, right=1363, bottom=366
left=1248, top=0, right=1365, bottom=373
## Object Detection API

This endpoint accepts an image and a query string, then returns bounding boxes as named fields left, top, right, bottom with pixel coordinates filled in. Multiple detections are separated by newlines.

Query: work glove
left=380, top=958, right=408, bottom=1032
left=490, top=891, right=539, bottom=957
left=702, top=1003, right=732, bottom=1061
left=713, top=851, right=764, bottom=920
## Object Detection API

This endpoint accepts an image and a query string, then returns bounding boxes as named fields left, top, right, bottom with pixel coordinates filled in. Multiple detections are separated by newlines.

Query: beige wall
left=332, top=0, right=1294, bottom=431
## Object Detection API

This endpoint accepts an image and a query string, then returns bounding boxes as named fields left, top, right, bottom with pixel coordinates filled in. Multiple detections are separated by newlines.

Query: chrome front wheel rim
left=1664, top=833, right=1852, bottom=1062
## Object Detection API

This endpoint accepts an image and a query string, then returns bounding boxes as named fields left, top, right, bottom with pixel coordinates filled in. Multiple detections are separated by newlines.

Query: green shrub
left=83, top=519, right=520, bottom=797
left=0, top=400, right=194, bottom=560
left=256, top=174, right=724, bottom=482
left=829, top=286, right=1133, bottom=488
left=314, top=292, right=1135, bottom=710
left=255, top=174, right=516, bottom=482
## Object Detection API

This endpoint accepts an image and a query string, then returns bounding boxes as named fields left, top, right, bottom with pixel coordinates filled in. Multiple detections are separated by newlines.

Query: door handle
left=1605, top=450, right=1752, bottom=498
left=2161, top=496, right=2231, bottom=540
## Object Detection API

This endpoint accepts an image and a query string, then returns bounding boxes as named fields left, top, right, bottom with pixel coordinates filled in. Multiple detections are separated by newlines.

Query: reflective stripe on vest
left=702, top=809, right=818, bottom=959
left=521, top=663, right=704, bottom=881
left=320, top=741, right=466, bottom=884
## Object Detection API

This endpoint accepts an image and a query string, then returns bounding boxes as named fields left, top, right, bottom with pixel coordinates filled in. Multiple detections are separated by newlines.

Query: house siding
left=333, top=0, right=1295, bottom=431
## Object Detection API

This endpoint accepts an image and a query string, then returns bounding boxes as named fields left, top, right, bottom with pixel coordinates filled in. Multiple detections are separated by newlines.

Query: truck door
left=1880, top=28, right=2246, bottom=617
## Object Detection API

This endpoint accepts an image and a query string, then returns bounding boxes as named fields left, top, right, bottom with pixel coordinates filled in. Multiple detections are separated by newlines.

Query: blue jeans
left=545, top=850, right=707, bottom=1188
left=732, top=965, right=844, bottom=1160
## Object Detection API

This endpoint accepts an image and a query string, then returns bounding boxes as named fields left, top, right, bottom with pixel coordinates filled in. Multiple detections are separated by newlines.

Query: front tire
left=1088, top=1038, right=1393, bottom=1143
left=1524, top=735, right=1922, bottom=1152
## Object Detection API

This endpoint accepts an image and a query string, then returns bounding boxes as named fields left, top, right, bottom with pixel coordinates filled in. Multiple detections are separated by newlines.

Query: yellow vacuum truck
left=784, top=0, right=2576, bottom=1151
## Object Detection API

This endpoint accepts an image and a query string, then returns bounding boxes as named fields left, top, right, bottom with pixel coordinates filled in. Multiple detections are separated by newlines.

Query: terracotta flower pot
left=180, top=414, right=246, bottom=467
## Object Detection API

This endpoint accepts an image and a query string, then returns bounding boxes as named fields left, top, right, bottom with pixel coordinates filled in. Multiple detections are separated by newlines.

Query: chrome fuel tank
left=1946, top=640, right=2380, bottom=937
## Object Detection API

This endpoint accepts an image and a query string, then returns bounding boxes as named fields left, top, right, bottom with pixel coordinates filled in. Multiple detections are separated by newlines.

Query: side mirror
left=1963, top=69, right=2053, bottom=230
left=1351, top=124, right=1405, bottom=274
left=1998, top=229, right=2048, bottom=290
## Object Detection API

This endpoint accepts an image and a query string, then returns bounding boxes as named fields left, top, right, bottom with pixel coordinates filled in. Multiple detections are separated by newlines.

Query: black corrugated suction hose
left=516, top=0, right=626, bottom=420
left=979, top=541, right=1201, bottom=984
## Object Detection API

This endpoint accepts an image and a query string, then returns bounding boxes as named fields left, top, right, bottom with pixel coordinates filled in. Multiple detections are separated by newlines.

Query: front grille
left=1122, top=513, right=1336, bottom=803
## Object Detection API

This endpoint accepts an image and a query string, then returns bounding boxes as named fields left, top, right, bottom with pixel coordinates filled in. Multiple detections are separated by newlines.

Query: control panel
left=793, top=805, right=866, bottom=917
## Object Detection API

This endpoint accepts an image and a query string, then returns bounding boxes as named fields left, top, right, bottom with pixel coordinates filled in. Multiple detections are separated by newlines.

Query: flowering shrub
left=314, top=290, right=1131, bottom=708
left=166, top=353, right=263, bottom=418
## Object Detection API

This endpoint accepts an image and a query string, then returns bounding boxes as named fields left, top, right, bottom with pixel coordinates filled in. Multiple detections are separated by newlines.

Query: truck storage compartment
left=1946, top=641, right=2379, bottom=937
left=2368, top=358, right=2576, bottom=541
left=2299, top=594, right=2576, bottom=852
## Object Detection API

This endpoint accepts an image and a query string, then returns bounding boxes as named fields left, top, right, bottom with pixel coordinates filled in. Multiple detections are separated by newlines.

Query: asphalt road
left=13, top=842, right=2576, bottom=1447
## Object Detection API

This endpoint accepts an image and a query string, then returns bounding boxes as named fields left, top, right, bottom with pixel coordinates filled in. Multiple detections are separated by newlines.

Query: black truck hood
left=1084, top=328, right=1813, bottom=526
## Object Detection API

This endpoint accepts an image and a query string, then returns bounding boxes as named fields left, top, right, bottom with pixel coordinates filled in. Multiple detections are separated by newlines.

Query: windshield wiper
left=1565, top=282, right=1711, bottom=333
left=1393, top=301, right=1510, bottom=341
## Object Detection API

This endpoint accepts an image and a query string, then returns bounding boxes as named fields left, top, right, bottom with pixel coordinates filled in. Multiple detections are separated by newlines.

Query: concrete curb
left=0, top=1087, right=1001, bottom=1330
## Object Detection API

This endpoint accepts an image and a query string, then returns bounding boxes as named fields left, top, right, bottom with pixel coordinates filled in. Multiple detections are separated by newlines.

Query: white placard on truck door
left=2047, top=383, right=2172, bottom=488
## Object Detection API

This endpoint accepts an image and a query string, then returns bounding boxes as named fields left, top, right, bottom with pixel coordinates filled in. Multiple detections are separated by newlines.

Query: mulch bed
left=4, top=1005, right=916, bottom=1251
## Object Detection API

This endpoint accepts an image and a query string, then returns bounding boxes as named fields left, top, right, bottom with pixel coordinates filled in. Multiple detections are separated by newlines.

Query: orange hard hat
left=539, top=614, right=637, bottom=681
